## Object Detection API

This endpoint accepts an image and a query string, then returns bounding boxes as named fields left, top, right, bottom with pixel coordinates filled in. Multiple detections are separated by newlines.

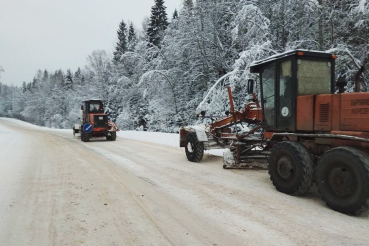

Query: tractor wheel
left=185, top=132, right=204, bottom=162
left=316, top=147, right=369, bottom=215
left=107, top=132, right=116, bottom=141
left=81, top=131, right=90, bottom=142
left=269, top=141, right=314, bottom=195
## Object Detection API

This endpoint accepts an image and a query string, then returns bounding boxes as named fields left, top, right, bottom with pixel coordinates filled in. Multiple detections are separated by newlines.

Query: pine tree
left=74, top=67, right=81, bottom=80
left=62, top=69, right=74, bottom=91
left=42, top=70, right=49, bottom=82
left=113, top=20, right=128, bottom=63
left=22, top=82, right=27, bottom=93
left=173, top=9, right=178, bottom=19
left=128, top=23, right=137, bottom=51
left=147, top=0, right=169, bottom=47
left=32, top=78, right=37, bottom=88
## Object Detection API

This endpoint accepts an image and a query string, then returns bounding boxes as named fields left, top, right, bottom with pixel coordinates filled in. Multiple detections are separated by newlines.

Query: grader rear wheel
left=316, top=147, right=369, bottom=215
left=269, top=141, right=314, bottom=195
left=185, top=132, right=204, bottom=162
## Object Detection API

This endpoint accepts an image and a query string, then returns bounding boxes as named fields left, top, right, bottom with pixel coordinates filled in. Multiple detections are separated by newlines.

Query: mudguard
left=179, top=126, right=208, bottom=147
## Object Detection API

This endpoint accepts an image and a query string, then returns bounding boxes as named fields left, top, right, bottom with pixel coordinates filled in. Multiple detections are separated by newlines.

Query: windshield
left=89, top=102, right=104, bottom=113
left=297, top=59, right=331, bottom=95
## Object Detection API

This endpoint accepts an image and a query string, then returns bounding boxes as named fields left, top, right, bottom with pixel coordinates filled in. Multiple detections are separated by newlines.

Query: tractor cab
left=250, top=50, right=336, bottom=132
left=81, top=100, right=108, bottom=127
left=75, top=99, right=119, bottom=142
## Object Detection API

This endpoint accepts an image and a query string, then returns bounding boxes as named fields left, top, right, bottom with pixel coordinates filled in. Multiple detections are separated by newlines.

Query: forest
left=0, top=0, right=368, bottom=132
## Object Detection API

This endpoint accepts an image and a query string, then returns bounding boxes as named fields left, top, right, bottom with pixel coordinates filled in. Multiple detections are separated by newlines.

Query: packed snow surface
left=0, top=117, right=368, bottom=246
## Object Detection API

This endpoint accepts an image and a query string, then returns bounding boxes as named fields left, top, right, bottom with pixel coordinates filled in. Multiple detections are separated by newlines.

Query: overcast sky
left=0, top=0, right=182, bottom=86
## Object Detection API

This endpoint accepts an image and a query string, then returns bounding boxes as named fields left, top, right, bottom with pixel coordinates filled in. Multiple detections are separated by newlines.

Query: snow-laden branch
left=139, top=70, right=179, bottom=114
left=195, top=71, right=235, bottom=114
left=326, top=47, right=361, bottom=69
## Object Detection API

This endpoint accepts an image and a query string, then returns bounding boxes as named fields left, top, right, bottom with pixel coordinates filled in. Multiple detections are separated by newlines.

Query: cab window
left=89, top=102, right=103, bottom=113
left=297, top=59, right=331, bottom=95
left=279, top=60, right=292, bottom=118
left=262, top=66, right=276, bottom=126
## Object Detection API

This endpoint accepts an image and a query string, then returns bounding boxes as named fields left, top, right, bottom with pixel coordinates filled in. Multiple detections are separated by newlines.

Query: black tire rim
left=327, top=165, right=357, bottom=198
left=277, top=155, right=295, bottom=179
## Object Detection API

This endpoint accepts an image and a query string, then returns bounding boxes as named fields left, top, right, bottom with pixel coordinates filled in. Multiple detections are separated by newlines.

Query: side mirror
left=247, top=79, right=254, bottom=94
left=81, top=105, right=84, bottom=110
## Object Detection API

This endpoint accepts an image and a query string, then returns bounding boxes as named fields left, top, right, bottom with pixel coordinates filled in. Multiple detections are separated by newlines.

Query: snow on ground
left=0, top=117, right=70, bottom=134
left=118, top=131, right=179, bottom=147
left=1, top=117, right=369, bottom=246
left=0, top=117, right=225, bottom=157
left=118, top=131, right=225, bottom=157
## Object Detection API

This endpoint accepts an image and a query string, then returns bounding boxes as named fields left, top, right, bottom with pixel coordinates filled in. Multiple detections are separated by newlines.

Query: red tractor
left=180, top=50, right=369, bottom=215
left=73, top=100, right=119, bottom=142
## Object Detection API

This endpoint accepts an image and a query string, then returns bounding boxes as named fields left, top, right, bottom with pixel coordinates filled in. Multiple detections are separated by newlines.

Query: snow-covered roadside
left=0, top=117, right=225, bottom=157
left=118, top=131, right=225, bottom=157
left=0, top=117, right=70, bottom=133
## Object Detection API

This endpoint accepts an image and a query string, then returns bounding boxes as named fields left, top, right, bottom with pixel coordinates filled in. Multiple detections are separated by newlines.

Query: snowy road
left=0, top=118, right=368, bottom=246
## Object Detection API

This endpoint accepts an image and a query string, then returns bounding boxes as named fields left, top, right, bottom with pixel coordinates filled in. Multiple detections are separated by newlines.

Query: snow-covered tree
left=113, top=20, right=128, bottom=63
left=147, top=0, right=169, bottom=47
left=3, top=0, right=369, bottom=131
left=172, top=9, right=178, bottom=20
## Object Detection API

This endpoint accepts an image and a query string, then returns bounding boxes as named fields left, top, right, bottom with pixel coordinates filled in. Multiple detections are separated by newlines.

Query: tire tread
left=269, top=141, right=314, bottom=195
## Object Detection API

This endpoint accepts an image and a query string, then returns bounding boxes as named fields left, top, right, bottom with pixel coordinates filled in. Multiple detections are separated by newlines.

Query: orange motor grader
left=180, top=50, right=369, bottom=215
left=73, top=100, right=119, bottom=142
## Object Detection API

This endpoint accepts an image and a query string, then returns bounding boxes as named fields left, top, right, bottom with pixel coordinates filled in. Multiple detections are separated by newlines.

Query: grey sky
left=0, top=0, right=182, bottom=86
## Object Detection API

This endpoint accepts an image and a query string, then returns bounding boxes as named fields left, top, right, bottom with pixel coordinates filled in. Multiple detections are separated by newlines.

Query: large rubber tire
left=81, top=131, right=90, bottom=142
left=269, top=141, right=314, bottom=195
left=316, top=147, right=369, bottom=215
left=107, top=132, right=116, bottom=141
left=185, top=132, right=204, bottom=162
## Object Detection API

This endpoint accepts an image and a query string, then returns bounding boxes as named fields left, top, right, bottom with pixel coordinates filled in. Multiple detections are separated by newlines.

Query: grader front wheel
left=185, top=133, right=204, bottom=162
left=316, top=147, right=369, bottom=215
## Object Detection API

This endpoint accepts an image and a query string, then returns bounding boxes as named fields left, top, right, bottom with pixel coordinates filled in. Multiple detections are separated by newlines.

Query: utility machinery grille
left=319, top=103, right=330, bottom=123
left=94, top=115, right=108, bottom=127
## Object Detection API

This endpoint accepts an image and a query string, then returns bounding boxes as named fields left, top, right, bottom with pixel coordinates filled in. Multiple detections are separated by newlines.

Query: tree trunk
left=318, top=0, right=324, bottom=50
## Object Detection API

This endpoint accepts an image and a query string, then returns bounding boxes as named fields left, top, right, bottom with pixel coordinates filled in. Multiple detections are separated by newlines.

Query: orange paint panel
left=314, top=94, right=332, bottom=131
left=296, top=95, right=314, bottom=131
left=264, top=132, right=274, bottom=139
left=331, top=94, right=341, bottom=131
left=340, top=93, right=369, bottom=131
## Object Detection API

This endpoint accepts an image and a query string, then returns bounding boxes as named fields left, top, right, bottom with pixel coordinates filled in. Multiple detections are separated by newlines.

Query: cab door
left=276, top=59, right=295, bottom=131
left=261, top=64, right=276, bottom=130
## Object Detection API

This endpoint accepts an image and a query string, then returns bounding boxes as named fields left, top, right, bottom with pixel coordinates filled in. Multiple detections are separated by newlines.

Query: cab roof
left=250, top=50, right=336, bottom=73
left=83, top=99, right=103, bottom=102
